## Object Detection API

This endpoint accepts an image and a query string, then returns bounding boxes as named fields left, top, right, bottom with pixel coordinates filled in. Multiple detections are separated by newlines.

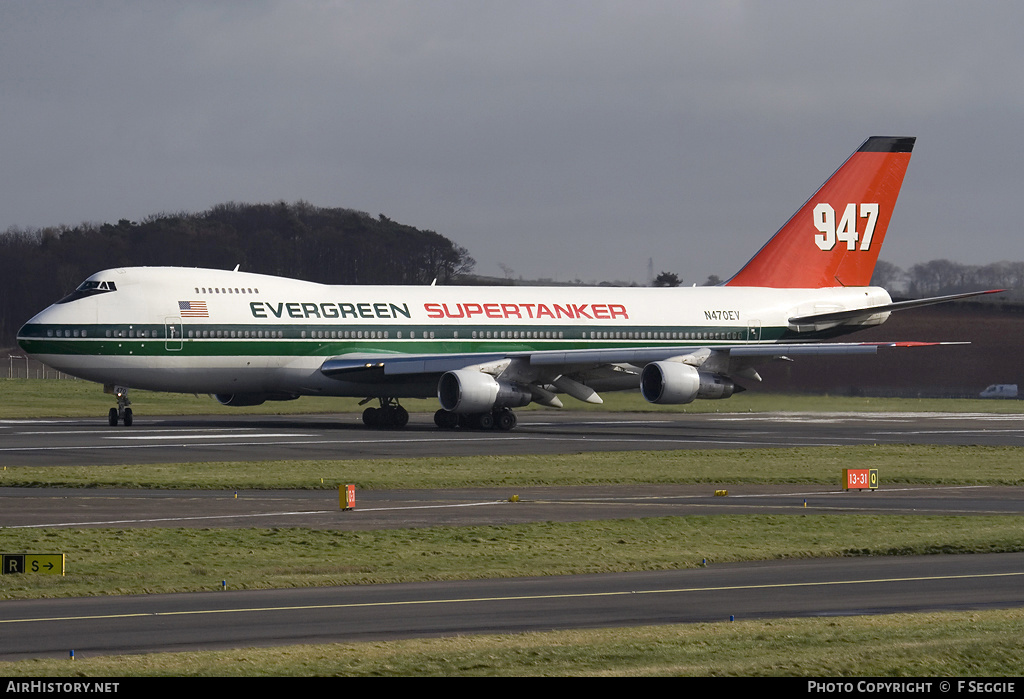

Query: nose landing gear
left=105, top=385, right=133, bottom=426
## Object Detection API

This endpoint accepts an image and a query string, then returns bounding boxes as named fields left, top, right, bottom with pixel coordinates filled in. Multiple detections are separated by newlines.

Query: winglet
left=726, top=137, right=915, bottom=289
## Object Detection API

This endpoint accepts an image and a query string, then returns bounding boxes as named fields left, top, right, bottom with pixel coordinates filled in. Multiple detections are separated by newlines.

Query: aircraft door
left=747, top=320, right=761, bottom=343
left=165, top=317, right=183, bottom=351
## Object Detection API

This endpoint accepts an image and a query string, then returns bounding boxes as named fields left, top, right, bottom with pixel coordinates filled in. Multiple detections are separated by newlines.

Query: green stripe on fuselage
left=18, top=321, right=786, bottom=358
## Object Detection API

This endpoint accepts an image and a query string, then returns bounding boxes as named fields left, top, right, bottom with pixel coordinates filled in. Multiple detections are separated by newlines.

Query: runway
left=1, top=409, right=1023, bottom=662
left=2, top=409, right=1024, bottom=467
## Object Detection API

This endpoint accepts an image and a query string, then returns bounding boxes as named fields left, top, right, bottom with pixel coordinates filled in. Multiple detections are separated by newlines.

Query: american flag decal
left=178, top=300, right=209, bottom=317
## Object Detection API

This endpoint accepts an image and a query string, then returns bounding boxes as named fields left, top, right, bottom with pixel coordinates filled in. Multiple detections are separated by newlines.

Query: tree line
left=0, top=201, right=475, bottom=348
left=653, top=260, right=1021, bottom=298
left=871, top=259, right=1024, bottom=297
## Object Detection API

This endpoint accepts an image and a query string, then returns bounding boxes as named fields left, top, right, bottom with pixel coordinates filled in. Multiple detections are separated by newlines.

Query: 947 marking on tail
left=814, top=202, right=879, bottom=251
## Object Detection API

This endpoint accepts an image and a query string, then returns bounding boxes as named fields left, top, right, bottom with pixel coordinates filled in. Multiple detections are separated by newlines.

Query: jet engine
left=437, top=370, right=533, bottom=414
left=639, top=362, right=737, bottom=404
left=214, top=393, right=299, bottom=407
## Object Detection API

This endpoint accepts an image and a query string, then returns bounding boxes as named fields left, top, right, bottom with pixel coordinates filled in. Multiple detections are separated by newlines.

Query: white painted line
left=3, top=500, right=507, bottom=529
left=16, top=428, right=263, bottom=435
left=0, top=435, right=817, bottom=453
left=536, top=485, right=993, bottom=504
left=104, top=433, right=316, bottom=440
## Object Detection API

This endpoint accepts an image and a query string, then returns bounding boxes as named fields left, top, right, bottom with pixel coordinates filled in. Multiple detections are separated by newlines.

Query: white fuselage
left=18, top=267, right=892, bottom=399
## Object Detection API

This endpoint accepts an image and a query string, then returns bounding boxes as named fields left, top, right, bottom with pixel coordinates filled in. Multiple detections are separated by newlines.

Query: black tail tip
left=860, top=136, right=915, bottom=153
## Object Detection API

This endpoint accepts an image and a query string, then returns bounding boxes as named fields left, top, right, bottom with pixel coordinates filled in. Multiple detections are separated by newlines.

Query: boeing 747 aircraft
left=17, top=137, right=996, bottom=429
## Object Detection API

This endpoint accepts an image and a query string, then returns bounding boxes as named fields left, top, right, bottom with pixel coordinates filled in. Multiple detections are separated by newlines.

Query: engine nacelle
left=214, top=393, right=299, bottom=407
left=437, top=370, right=533, bottom=414
left=639, top=362, right=737, bottom=404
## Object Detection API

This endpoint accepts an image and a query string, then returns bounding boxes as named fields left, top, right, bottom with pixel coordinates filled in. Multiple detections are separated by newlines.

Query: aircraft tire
left=362, top=407, right=379, bottom=428
left=434, top=409, right=459, bottom=429
left=108, top=407, right=118, bottom=426
left=495, top=409, right=517, bottom=431
left=391, top=405, right=409, bottom=428
left=123, top=408, right=133, bottom=427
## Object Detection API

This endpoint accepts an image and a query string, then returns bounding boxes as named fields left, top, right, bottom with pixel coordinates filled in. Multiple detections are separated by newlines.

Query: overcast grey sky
left=2, top=1, right=1022, bottom=284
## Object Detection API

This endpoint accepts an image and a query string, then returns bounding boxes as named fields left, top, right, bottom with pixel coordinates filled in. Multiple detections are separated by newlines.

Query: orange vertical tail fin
left=725, top=136, right=914, bottom=288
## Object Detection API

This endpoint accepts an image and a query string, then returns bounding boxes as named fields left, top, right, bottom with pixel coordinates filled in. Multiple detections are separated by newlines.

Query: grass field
left=2, top=444, right=1024, bottom=489
left=3, top=378, right=1024, bottom=418
left=6, top=609, right=1024, bottom=677
left=1, top=380, right=1023, bottom=675
left=2, top=515, right=1022, bottom=600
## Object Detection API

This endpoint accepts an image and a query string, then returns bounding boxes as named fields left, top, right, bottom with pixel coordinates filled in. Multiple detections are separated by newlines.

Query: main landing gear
left=434, top=407, right=518, bottom=431
left=358, top=398, right=519, bottom=431
left=107, top=386, right=133, bottom=426
left=360, top=397, right=409, bottom=429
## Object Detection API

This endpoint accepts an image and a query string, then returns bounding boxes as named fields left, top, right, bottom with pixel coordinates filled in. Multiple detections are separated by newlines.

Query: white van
left=980, top=384, right=1018, bottom=399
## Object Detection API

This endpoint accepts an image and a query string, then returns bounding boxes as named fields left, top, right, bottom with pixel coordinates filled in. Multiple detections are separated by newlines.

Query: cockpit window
left=55, top=280, right=118, bottom=304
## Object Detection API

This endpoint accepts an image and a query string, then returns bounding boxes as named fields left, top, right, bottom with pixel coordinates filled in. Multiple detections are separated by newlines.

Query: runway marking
left=14, top=428, right=263, bottom=435
left=874, top=429, right=1024, bottom=435
left=0, top=420, right=83, bottom=425
left=0, top=436, right=825, bottom=453
left=3, top=569, right=1023, bottom=626
left=521, top=420, right=677, bottom=426
left=3, top=511, right=336, bottom=528
left=2, top=500, right=509, bottom=529
left=540, top=484, right=994, bottom=504
left=104, top=433, right=316, bottom=440
left=0, top=437, right=534, bottom=452
left=717, top=412, right=1024, bottom=420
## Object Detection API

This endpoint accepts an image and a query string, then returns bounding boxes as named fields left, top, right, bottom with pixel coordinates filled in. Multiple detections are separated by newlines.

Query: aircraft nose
left=17, top=320, right=37, bottom=354
left=16, top=305, right=56, bottom=355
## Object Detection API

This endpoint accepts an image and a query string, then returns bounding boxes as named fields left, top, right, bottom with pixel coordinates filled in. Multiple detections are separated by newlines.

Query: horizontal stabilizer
left=727, top=341, right=951, bottom=358
left=789, top=289, right=1003, bottom=328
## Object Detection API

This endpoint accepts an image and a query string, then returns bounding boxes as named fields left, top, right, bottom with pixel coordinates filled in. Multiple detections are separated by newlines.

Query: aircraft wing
left=319, top=340, right=955, bottom=400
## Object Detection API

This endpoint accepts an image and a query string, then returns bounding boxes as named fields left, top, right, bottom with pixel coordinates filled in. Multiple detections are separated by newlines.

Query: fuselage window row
left=184, top=330, right=286, bottom=339
left=44, top=327, right=743, bottom=342
left=194, top=287, right=260, bottom=294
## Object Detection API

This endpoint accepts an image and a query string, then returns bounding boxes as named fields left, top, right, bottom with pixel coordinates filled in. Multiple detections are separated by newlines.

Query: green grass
left=2, top=515, right=1022, bottom=600
left=3, top=378, right=1024, bottom=418
left=3, top=444, right=1024, bottom=489
left=6, top=609, right=1024, bottom=676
